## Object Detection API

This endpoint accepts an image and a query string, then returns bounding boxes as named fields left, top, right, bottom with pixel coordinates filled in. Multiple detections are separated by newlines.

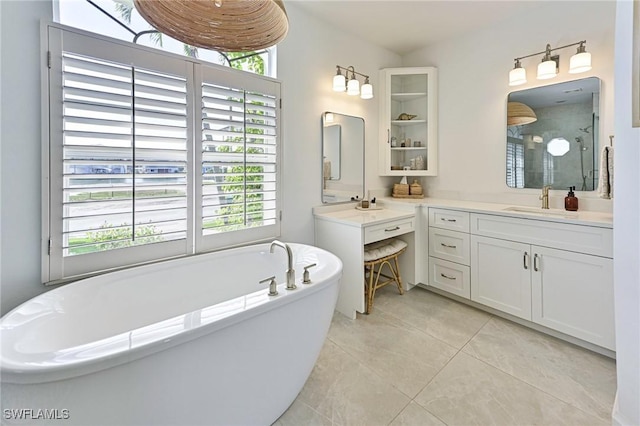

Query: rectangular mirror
left=322, top=112, right=364, bottom=203
left=506, top=77, right=601, bottom=190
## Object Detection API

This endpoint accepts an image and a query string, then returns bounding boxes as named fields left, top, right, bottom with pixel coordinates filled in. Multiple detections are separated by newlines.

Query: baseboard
left=611, top=391, right=637, bottom=426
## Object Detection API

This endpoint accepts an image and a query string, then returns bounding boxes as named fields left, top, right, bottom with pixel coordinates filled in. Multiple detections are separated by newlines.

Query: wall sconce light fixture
left=333, top=65, right=373, bottom=99
left=509, top=40, right=592, bottom=86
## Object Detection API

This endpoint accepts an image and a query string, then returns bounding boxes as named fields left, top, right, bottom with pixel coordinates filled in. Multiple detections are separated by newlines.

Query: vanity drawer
left=429, top=227, right=471, bottom=265
left=429, top=208, right=470, bottom=232
left=364, top=218, right=415, bottom=244
left=428, top=257, right=470, bottom=299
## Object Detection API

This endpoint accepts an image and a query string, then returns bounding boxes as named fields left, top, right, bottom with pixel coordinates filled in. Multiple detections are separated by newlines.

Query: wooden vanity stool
left=363, top=238, right=408, bottom=314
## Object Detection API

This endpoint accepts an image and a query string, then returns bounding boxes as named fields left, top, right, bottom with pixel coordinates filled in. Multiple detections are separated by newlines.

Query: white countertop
left=313, top=198, right=612, bottom=228
left=379, top=197, right=613, bottom=228
left=313, top=206, right=415, bottom=227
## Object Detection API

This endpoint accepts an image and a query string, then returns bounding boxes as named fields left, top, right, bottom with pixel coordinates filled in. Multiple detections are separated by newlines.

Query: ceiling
left=291, top=0, right=545, bottom=55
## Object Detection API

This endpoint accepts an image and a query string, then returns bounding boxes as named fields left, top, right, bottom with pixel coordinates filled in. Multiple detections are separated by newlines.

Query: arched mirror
left=506, top=77, right=601, bottom=190
left=322, top=112, right=364, bottom=203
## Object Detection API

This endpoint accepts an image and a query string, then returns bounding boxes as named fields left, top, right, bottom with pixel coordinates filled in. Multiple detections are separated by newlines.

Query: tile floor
left=274, top=286, right=617, bottom=426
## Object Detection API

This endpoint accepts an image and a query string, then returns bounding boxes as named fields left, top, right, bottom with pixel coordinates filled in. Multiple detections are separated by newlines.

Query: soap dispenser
left=565, top=186, right=578, bottom=211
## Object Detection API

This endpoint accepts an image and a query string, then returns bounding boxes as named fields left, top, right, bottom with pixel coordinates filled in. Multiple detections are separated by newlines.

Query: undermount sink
left=503, top=206, right=578, bottom=218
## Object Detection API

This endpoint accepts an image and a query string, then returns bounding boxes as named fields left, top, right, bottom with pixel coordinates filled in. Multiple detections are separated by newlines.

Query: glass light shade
left=360, top=82, right=373, bottom=99
left=537, top=60, right=557, bottom=80
left=547, top=137, right=570, bottom=156
left=509, top=67, right=527, bottom=86
left=569, top=52, right=592, bottom=74
left=333, top=74, right=346, bottom=92
left=347, top=78, right=360, bottom=96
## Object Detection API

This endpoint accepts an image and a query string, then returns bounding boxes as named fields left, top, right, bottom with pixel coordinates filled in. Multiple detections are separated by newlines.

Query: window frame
left=42, top=23, right=282, bottom=285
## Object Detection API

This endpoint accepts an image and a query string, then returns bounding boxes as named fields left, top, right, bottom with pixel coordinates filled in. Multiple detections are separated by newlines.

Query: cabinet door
left=379, top=67, right=437, bottom=177
left=471, top=235, right=532, bottom=320
left=531, top=246, right=615, bottom=350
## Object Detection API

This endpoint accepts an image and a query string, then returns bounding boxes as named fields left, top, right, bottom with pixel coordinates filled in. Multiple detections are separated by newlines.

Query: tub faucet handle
left=303, top=263, right=317, bottom=284
left=259, top=276, right=278, bottom=296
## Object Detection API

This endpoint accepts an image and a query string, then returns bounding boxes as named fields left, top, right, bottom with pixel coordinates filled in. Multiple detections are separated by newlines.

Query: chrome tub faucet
left=540, top=185, right=551, bottom=209
left=270, top=240, right=296, bottom=290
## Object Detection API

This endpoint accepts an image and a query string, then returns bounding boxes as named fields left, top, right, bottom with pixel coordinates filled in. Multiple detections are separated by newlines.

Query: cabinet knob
left=523, top=251, right=529, bottom=270
left=534, top=253, right=540, bottom=272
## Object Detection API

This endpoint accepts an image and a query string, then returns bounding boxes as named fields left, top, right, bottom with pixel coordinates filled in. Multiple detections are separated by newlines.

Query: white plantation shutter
left=506, top=139, right=524, bottom=188
left=61, top=53, right=189, bottom=256
left=45, top=26, right=280, bottom=283
left=196, top=66, right=281, bottom=252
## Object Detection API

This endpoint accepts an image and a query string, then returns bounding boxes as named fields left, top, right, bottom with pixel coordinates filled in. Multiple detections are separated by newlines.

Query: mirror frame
left=321, top=111, right=365, bottom=204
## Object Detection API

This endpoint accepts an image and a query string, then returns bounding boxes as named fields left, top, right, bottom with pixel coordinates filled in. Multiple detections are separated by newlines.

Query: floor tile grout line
left=458, top=312, right=495, bottom=353
left=373, top=301, right=469, bottom=353
left=376, top=305, right=494, bottom=358
left=459, top=319, right=613, bottom=423
left=385, top=399, right=413, bottom=426
left=462, top=353, right=609, bottom=424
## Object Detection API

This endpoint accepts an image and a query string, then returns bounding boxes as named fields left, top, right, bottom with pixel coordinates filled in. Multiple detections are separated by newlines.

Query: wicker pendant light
left=507, top=102, right=537, bottom=126
left=133, top=0, right=289, bottom=52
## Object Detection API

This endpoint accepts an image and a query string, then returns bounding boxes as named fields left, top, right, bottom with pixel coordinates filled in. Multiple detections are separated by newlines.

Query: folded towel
left=597, top=146, right=613, bottom=199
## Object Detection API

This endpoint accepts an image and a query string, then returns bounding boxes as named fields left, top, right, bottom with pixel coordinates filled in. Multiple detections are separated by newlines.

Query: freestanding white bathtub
left=1, top=242, right=342, bottom=425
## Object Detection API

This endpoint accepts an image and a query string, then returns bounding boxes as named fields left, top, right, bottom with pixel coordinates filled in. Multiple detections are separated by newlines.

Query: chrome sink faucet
left=270, top=240, right=296, bottom=290
left=540, top=186, right=551, bottom=209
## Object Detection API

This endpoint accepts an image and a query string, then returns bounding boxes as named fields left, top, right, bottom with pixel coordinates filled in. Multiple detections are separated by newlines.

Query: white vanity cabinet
left=469, top=213, right=615, bottom=350
left=378, top=67, right=438, bottom=176
left=427, top=208, right=471, bottom=298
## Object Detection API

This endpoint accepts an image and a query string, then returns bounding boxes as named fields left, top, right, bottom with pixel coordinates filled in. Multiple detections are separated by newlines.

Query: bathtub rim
left=1, top=243, right=342, bottom=385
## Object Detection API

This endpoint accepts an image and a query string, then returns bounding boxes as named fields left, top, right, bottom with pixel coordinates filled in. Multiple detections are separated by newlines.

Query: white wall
left=402, top=1, right=615, bottom=212
left=612, top=1, right=640, bottom=424
left=278, top=3, right=400, bottom=244
left=0, top=0, right=53, bottom=315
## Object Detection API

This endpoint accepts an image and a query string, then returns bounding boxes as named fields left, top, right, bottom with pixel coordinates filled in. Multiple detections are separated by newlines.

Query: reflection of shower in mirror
left=574, top=136, right=589, bottom=190
left=575, top=136, right=589, bottom=151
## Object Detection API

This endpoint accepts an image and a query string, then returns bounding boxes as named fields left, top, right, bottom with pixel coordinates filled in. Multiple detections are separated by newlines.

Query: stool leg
left=393, top=255, right=404, bottom=295
left=369, top=262, right=386, bottom=313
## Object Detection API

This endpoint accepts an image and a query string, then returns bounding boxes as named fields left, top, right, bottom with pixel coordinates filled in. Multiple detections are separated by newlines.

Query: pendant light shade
left=507, top=102, right=537, bottom=126
left=133, top=0, right=289, bottom=52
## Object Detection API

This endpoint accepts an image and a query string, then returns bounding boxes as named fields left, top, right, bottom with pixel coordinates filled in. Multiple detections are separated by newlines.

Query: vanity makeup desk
left=313, top=204, right=417, bottom=319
